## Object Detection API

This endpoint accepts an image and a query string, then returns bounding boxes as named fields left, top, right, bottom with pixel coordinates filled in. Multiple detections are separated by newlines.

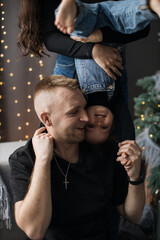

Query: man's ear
left=40, top=112, right=52, bottom=126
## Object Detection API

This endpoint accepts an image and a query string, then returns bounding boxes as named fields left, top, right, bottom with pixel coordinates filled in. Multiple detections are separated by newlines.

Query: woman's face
left=85, top=105, right=114, bottom=144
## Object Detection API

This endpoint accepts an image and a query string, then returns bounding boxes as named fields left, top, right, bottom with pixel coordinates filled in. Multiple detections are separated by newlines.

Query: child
left=55, top=0, right=160, bottom=35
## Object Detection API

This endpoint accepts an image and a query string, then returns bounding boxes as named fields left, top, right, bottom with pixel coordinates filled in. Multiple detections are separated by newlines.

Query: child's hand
left=117, top=140, right=142, bottom=181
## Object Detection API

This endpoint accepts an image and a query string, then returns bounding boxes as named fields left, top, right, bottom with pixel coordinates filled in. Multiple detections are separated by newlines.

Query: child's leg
left=55, top=0, right=159, bottom=37
left=54, top=0, right=77, bottom=34
left=54, top=55, right=75, bottom=78
left=71, top=0, right=159, bottom=38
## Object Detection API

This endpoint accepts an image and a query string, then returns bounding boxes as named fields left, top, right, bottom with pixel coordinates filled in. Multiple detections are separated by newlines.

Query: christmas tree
left=134, top=70, right=160, bottom=201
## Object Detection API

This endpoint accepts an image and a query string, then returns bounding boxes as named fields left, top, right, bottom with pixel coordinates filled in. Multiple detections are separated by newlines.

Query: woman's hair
left=17, top=0, right=45, bottom=57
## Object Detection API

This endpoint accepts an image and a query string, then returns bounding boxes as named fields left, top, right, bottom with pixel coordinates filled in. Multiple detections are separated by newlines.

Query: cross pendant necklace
left=54, top=154, right=71, bottom=190
left=63, top=177, right=69, bottom=190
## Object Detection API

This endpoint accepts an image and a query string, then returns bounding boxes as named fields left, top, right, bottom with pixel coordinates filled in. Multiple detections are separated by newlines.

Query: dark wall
left=126, top=21, right=160, bottom=118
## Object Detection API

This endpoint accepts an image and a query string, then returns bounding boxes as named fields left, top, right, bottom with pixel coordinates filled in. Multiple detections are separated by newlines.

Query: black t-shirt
left=9, top=139, right=128, bottom=240
left=42, top=0, right=150, bottom=59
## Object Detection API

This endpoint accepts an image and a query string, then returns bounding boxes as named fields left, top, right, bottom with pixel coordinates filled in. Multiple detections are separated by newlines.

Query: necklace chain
left=54, top=154, right=71, bottom=190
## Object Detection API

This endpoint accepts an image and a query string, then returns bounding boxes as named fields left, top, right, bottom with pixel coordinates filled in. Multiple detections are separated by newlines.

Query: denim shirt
left=75, top=43, right=126, bottom=101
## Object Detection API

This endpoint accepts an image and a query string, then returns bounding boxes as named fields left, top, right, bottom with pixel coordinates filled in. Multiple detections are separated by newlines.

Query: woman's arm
left=100, top=24, right=150, bottom=44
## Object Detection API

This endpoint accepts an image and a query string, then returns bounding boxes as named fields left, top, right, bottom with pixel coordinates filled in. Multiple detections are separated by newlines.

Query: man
left=9, top=75, right=145, bottom=240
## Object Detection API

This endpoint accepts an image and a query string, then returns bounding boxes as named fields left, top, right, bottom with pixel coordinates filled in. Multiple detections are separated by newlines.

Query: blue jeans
left=71, top=0, right=158, bottom=38
left=54, top=55, right=75, bottom=78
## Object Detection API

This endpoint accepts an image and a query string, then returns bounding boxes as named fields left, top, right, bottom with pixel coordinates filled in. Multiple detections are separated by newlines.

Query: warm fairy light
left=2, top=11, right=5, bottom=14
left=142, top=101, right=145, bottom=105
left=27, top=81, right=31, bottom=85
left=1, top=40, right=4, bottom=43
left=3, top=31, right=6, bottom=35
left=158, top=104, right=160, bottom=107
left=141, top=118, right=144, bottom=121
left=137, top=126, right=140, bottom=129
left=1, top=3, right=4, bottom=6
left=0, top=109, right=2, bottom=112
left=19, top=140, right=22, bottom=142
left=27, top=108, right=31, bottom=112
left=26, top=122, right=29, bottom=126
left=25, top=135, right=29, bottom=139
left=18, top=126, right=22, bottom=130
left=30, top=54, right=34, bottom=58
left=0, top=68, right=4, bottom=71
left=10, top=73, right=13, bottom=77
left=1, top=26, right=4, bottom=29
left=28, top=95, right=32, bottom=99
left=149, top=113, right=152, bottom=117
left=39, top=60, right=43, bottom=64
left=141, top=114, right=144, bottom=118
left=0, top=54, right=4, bottom=57
left=142, top=146, right=145, bottom=150
left=0, top=82, right=3, bottom=85
left=12, top=86, right=16, bottom=90
left=29, top=68, right=32, bottom=71
left=14, top=100, right=18, bottom=103
left=7, top=59, right=10, bottom=63
left=149, top=134, right=153, bottom=138
left=0, top=95, right=2, bottom=99
left=40, top=63, right=43, bottom=67
left=1, top=17, right=4, bottom=20
left=0, top=122, right=1, bottom=126
left=17, top=113, right=21, bottom=117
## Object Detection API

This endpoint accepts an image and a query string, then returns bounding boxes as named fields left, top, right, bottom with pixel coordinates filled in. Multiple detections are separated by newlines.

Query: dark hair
left=17, top=0, right=46, bottom=57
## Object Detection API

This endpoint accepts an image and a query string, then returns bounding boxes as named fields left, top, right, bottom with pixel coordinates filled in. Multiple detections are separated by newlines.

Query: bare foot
left=55, top=0, right=77, bottom=34
left=149, top=0, right=160, bottom=17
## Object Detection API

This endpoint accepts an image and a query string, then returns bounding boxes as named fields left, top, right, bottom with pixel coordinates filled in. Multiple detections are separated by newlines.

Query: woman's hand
left=92, top=44, right=123, bottom=80
left=71, top=29, right=103, bottom=43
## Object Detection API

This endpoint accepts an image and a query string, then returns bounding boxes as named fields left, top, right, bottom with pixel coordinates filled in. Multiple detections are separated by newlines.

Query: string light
left=142, top=146, right=145, bottom=150
left=149, top=134, right=153, bottom=138
left=142, top=101, right=145, bottom=105
left=137, top=126, right=140, bottom=129
left=0, top=2, right=47, bottom=142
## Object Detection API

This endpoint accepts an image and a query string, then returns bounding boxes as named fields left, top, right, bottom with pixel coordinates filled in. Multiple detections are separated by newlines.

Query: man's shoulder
left=9, top=138, right=35, bottom=165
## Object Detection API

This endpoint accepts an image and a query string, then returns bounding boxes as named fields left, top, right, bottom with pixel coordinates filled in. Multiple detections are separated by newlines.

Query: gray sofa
left=0, top=141, right=27, bottom=240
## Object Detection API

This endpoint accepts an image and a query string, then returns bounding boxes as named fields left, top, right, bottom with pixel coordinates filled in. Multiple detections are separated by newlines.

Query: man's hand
left=71, top=29, right=103, bottom=43
left=92, top=44, right=123, bottom=80
left=32, top=127, right=54, bottom=164
left=117, top=140, right=142, bottom=181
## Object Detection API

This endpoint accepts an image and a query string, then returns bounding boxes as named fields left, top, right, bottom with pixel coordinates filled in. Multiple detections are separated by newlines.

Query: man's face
left=85, top=105, right=113, bottom=144
left=49, top=87, right=88, bottom=144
